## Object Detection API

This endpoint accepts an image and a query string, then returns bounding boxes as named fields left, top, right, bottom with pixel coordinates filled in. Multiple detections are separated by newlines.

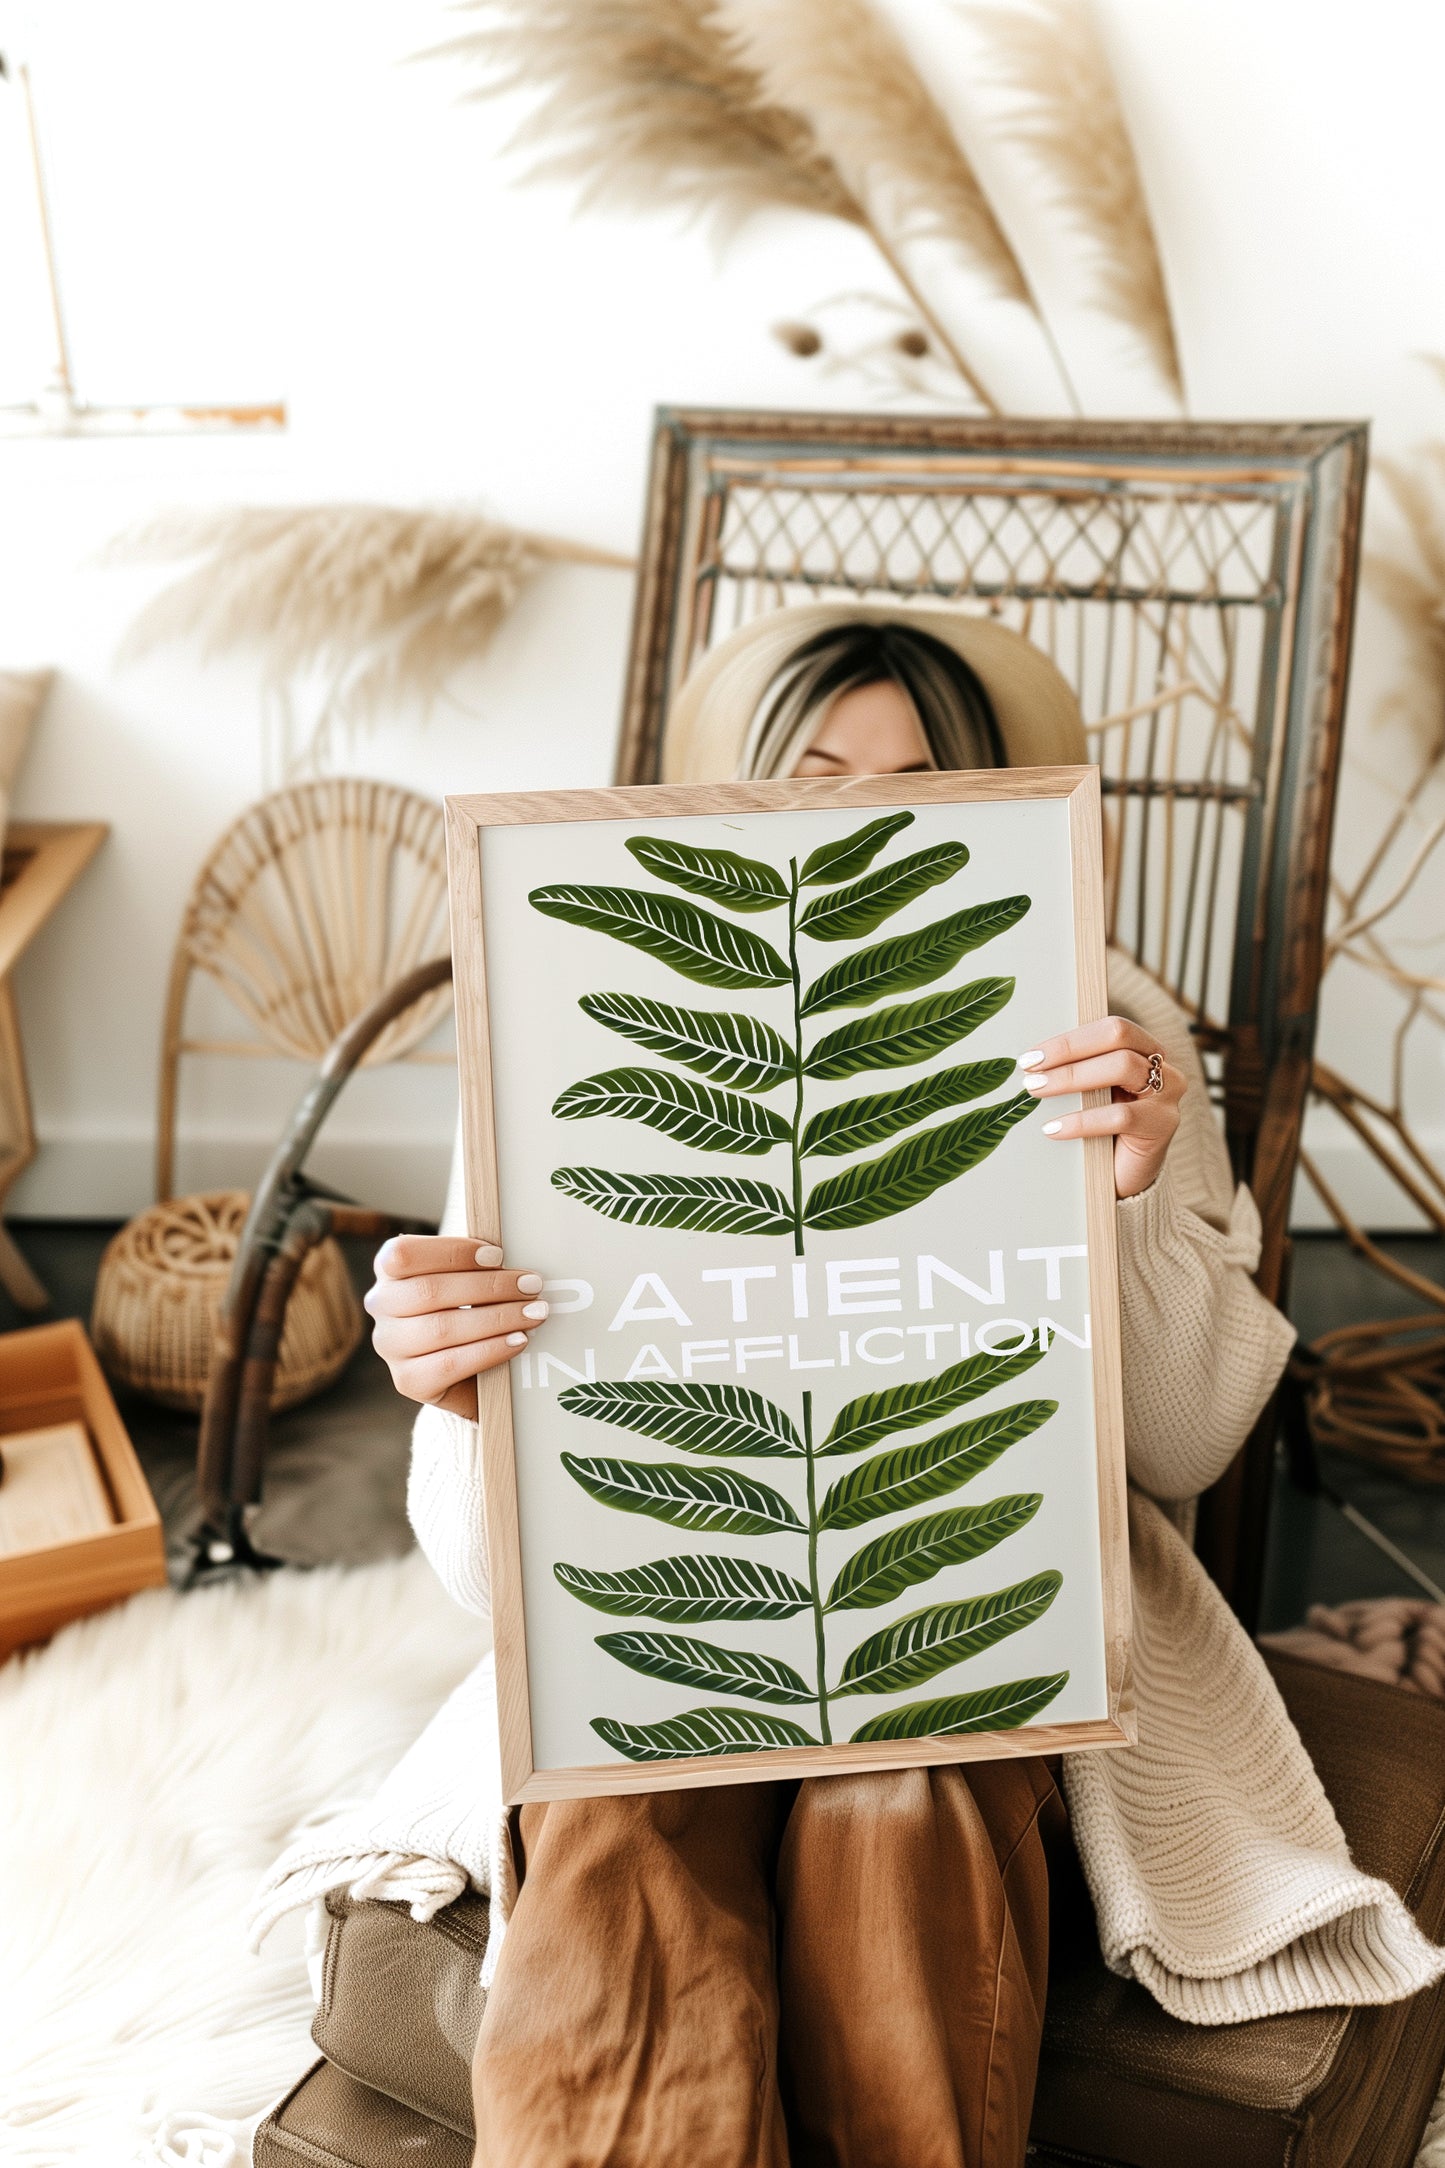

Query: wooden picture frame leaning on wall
left=447, top=767, right=1132, bottom=1801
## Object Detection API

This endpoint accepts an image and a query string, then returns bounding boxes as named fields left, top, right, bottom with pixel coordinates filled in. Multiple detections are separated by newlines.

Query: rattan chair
left=617, top=408, right=1369, bottom=1625
left=156, top=777, right=454, bottom=1202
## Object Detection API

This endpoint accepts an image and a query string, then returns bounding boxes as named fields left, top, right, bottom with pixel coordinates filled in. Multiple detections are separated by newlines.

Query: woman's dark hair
left=740, top=620, right=1005, bottom=779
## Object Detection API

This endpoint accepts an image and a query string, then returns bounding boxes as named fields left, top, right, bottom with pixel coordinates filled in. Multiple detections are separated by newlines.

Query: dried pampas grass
left=971, top=0, right=1183, bottom=403
left=717, top=0, right=1023, bottom=297
left=112, top=504, right=630, bottom=722
left=433, top=0, right=864, bottom=242
left=1368, top=448, right=1445, bottom=754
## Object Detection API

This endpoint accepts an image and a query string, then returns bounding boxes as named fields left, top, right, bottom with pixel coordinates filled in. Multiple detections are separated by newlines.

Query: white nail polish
left=522, top=1300, right=549, bottom=1320
left=1018, top=1050, right=1044, bottom=1069
left=1024, top=1076, right=1047, bottom=1094
left=516, top=1273, right=544, bottom=1295
left=507, top=1332, right=528, bottom=1347
left=475, top=1245, right=502, bottom=1267
left=1042, top=1119, right=1063, bottom=1136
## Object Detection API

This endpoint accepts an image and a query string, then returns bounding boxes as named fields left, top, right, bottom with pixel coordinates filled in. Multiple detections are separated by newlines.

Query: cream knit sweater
left=252, top=954, right=1445, bottom=2025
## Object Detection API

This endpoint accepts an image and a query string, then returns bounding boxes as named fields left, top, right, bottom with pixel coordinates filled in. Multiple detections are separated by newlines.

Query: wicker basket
left=90, top=1191, right=364, bottom=1413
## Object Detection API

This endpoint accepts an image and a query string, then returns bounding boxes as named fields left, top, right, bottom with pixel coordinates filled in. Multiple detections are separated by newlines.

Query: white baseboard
left=9, top=1124, right=1441, bottom=1237
left=7, top=1132, right=455, bottom=1224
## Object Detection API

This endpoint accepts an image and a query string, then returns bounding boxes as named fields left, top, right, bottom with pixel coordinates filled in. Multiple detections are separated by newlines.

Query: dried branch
left=970, top=0, right=1183, bottom=403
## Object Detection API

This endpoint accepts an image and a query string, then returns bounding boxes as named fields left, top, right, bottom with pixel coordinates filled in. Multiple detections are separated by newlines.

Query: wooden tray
left=0, top=1318, right=166, bottom=1658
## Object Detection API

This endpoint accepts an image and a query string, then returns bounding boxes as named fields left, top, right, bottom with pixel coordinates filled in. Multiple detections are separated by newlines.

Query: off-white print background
left=476, top=795, right=1108, bottom=1772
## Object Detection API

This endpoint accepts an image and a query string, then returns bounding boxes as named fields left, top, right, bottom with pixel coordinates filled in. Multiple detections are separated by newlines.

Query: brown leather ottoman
left=258, top=1654, right=1445, bottom=2168
left=255, top=2058, right=471, bottom=2168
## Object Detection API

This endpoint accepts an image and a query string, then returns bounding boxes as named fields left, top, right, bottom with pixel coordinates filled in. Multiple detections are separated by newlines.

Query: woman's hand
left=365, top=1236, right=549, bottom=1421
left=1018, top=1017, right=1185, bottom=1201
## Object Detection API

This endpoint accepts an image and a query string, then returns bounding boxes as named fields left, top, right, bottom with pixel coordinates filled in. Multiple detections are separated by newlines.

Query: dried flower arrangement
left=434, top=0, right=1178, bottom=411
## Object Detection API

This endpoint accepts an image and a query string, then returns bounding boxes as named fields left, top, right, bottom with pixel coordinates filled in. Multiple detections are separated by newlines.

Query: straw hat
left=661, top=601, right=1088, bottom=783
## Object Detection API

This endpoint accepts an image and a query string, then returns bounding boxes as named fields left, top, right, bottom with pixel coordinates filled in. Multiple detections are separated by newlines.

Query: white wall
left=1, top=0, right=1442, bottom=1224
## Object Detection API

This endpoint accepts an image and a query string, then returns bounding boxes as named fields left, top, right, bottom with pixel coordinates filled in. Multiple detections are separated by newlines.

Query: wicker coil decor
left=91, top=1191, right=363, bottom=1413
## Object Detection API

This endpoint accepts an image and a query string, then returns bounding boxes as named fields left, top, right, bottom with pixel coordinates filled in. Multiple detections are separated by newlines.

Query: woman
left=366, top=607, right=1444, bottom=2168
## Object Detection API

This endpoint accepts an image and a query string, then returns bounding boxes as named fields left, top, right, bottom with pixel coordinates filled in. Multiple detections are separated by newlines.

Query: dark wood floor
left=4, top=1219, right=1442, bottom=1623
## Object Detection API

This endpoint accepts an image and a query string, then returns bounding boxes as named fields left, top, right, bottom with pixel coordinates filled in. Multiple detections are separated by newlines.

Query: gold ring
left=1144, top=1051, right=1165, bottom=1094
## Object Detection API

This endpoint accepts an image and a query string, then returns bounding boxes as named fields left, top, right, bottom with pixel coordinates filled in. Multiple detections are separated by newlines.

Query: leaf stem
left=788, top=857, right=806, bottom=1257
left=802, top=1390, right=832, bottom=1744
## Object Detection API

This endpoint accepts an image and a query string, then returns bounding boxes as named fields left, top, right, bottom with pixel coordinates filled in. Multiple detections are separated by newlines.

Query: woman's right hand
left=365, top=1236, right=549, bottom=1421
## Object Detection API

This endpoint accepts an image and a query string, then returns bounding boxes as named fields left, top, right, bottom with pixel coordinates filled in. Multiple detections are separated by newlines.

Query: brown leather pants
left=472, top=1758, right=1065, bottom=2168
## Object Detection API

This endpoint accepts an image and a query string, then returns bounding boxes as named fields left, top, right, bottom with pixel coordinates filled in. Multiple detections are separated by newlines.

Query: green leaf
left=818, top=1400, right=1057, bottom=1529
left=804, top=1091, right=1038, bottom=1231
left=833, top=1575, right=1064, bottom=1697
left=799, top=843, right=969, bottom=942
left=553, top=1068, right=789, bottom=1155
left=800, top=895, right=1031, bottom=1016
left=801, top=1059, right=1016, bottom=1158
left=552, top=1168, right=793, bottom=1235
left=529, top=884, right=789, bottom=989
left=823, top=1494, right=1041, bottom=1611
left=580, top=993, right=793, bottom=1092
left=562, top=1453, right=803, bottom=1536
left=596, top=1631, right=815, bottom=1704
left=849, top=1672, right=1070, bottom=1742
left=625, top=836, right=789, bottom=913
left=594, top=1705, right=819, bottom=1760
left=800, top=810, right=914, bottom=886
left=823, top=1342, right=1047, bottom=1457
left=805, top=977, right=1014, bottom=1082
left=556, top=1553, right=812, bottom=1621
left=558, top=1379, right=802, bottom=1457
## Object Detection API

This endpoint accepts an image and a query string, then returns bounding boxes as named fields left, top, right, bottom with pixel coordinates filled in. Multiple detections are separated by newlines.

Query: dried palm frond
left=432, top=0, right=864, bottom=242
left=112, top=504, right=631, bottom=720
left=970, top=0, right=1183, bottom=402
left=717, top=0, right=1026, bottom=300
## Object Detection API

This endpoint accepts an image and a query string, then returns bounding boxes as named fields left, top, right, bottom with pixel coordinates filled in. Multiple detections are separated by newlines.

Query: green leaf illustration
left=594, top=1705, right=819, bottom=1760
left=824, top=1494, right=1041, bottom=1611
left=800, top=895, right=1031, bottom=1016
left=552, top=1168, right=793, bottom=1234
left=556, top=1553, right=813, bottom=1621
left=558, top=1379, right=802, bottom=1457
left=798, top=843, right=969, bottom=943
left=624, top=835, right=789, bottom=912
left=800, top=810, right=914, bottom=886
left=822, top=1343, right=1048, bottom=1457
left=579, top=993, right=793, bottom=1092
left=596, top=1631, right=815, bottom=1704
left=833, top=1574, right=1064, bottom=1697
left=804, top=977, right=1014, bottom=1082
left=804, top=1091, right=1038, bottom=1231
left=801, top=1058, right=1016, bottom=1158
left=849, top=1671, right=1069, bottom=1742
left=818, top=1400, right=1057, bottom=1530
left=562, top=1453, right=803, bottom=1536
left=530, top=884, right=789, bottom=989
left=553, top=1068, right=790, bottom=1154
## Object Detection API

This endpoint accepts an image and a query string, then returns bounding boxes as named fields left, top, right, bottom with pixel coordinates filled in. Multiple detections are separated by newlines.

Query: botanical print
left=527, top=811, right=1070, bottom=1759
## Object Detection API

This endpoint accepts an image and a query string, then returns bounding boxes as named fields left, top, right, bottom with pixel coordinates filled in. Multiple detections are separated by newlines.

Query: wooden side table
left=0, top=820, right=109, bottom=1310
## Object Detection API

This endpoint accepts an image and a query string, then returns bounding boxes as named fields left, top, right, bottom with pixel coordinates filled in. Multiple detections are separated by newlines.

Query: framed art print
left=446, top=769, right=1132, bottom=1800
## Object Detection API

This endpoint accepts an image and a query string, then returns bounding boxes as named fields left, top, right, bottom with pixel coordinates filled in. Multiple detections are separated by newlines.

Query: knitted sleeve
left=405, top=1127, right=492, bottom=1618
left=1107, top=955, right=1296, bottom=1502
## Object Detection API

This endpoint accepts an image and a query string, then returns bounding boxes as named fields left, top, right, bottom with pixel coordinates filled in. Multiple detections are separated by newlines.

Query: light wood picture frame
left=447, top=768, right=1132, bottom=1802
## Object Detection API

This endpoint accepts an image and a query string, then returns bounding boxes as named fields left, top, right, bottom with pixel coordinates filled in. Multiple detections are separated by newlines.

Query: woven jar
left=90, top=1190, right=364, bottom=1412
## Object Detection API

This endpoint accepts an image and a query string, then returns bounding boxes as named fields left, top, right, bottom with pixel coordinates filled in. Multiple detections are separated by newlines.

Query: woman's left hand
left=1017, top=1017, right=1185, bottom=1202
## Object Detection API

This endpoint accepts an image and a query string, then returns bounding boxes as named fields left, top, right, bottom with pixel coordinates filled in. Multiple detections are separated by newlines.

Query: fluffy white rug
left=2, top=1553, right=1442, bottom=2168
left=0, top=1552, right=486, bottom=2167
